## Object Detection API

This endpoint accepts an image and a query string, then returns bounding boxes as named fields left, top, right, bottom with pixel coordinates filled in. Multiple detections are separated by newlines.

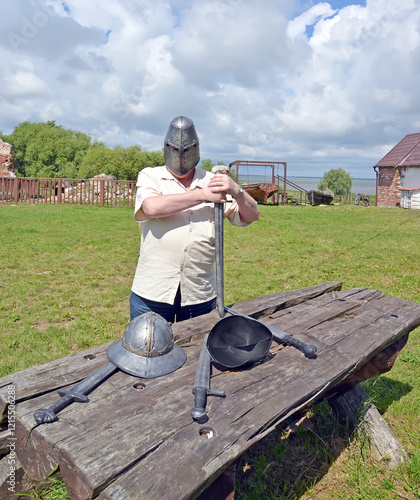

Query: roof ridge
left=396, top=136, right=420, bottom=167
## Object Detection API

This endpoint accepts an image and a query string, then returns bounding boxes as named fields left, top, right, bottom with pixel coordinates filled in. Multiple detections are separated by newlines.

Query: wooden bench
left=1, top=281, right=419, bottom=499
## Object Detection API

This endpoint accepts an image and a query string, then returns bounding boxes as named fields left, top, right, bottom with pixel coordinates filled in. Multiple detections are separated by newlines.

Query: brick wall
left=377, top=167, right=401, bottom=206
left=0, top=140, right=15, bottom=177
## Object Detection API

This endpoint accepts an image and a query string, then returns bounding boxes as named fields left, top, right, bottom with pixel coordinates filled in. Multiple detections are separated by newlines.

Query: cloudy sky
left=1, top=0, right=420, bottom=179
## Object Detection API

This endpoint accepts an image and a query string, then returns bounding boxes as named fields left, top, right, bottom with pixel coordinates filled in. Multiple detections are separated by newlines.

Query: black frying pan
left=207, top=315, right=272, bottom=369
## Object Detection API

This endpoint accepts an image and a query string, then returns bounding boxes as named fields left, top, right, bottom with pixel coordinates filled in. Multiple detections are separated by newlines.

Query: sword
left=34, top=362, right=118, bottom=424
left=224, top=306, right=317, bottom=358
left=215, top=201, right=226, bottom=318
left=191, top=334, right=225, bottom=422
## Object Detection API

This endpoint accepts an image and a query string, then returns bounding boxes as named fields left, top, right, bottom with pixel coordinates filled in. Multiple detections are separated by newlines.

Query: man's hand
left=207, top=173, right=238, bottom=199
left=207, top=172, right=259, bottom=223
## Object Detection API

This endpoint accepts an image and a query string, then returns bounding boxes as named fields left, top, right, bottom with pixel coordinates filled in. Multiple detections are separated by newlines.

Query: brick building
left=374, top=133, right=420, bottom=207
left=0, top=140, right=15, bottom=177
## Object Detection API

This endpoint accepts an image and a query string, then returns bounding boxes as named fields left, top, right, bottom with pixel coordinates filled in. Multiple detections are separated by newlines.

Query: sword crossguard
left=207, top=389, right=226, bottom=398
left=57, top=389, right=89, bottom=402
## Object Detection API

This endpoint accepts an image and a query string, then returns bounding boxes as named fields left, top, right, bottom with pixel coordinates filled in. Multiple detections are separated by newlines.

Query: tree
left=3, top=121, right=93, bottom=177
left=78, top=144, right=164, bottom=180
left=2, top=121, right=164, bottom=179
left=318, top=167, right=353, bottom=196
left=200, top=159, right=228, bottom=173
left=200, top=159, right=214, bottom=172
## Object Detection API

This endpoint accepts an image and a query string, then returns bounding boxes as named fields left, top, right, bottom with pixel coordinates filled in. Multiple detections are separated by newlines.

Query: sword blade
left=57, top=361, right=117, bottom=397
left=215, top=202, right=225, bottom=318
left=192, top=335, right=211, bottom=391
left=191, top=335, right=225, bottom=422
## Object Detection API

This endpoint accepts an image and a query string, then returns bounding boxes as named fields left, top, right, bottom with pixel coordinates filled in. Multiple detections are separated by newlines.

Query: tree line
left=0, top=121, right=218, bottom=180
left=1, top=121, right=352, bottom=193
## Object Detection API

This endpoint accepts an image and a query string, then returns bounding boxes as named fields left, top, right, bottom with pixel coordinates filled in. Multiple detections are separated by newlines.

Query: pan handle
left=224, top=306, right=317, bottom=358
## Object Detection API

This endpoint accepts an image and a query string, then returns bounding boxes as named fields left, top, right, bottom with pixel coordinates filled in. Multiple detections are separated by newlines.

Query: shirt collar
left=163, top=166, right=207, bottom=189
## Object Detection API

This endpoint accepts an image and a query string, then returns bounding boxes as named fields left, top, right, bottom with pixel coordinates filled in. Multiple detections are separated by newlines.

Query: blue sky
left=1, top=0, right=419, bottom=179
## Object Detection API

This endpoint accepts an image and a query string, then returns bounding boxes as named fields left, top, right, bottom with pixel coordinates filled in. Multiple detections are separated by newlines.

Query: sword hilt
left=34, top=408, right=59, bottom=424
left=34, top=393, right=75, bottom=424
left=270, top=329, right=317, bottom=358
left=191, top=387, right=226, bottom=422
left=33, top=362, right=118, bottom=425
left=57, top=388, right=89, bottom=402
left=224, top=306, right=318, bottom=359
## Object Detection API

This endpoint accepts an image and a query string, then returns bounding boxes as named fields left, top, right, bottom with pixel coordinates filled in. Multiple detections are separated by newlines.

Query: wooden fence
left=0, top=177, right=136, bottom=207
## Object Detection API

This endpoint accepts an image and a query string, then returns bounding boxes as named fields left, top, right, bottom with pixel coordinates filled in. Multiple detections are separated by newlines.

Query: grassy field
left=0, top=202, right=419, bottom=499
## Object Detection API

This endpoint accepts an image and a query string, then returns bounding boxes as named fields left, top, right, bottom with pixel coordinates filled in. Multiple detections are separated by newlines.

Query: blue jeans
left=129, top=288, right=216, bottom=323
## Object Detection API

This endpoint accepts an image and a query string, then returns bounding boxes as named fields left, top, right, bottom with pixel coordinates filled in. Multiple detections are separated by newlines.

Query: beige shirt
left=132, top=166, right=247, bottom=306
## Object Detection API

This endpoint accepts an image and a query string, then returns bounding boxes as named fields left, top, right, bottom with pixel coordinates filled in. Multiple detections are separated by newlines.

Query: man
left=130, top=116, right=259, bottom=323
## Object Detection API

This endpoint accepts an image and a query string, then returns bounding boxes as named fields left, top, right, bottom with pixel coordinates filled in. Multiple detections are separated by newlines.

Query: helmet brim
left=107, top=338, right=187, bottom=379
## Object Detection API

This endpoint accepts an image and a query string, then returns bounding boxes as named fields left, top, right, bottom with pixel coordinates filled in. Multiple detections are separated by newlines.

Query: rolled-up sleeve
left=134, top=169, right=161, bottom=222
left=225, top=199, right=250, bottom=227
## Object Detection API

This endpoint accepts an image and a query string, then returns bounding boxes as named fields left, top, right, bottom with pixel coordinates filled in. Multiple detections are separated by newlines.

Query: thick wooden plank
left=15, top=348, right=198, bottom=481
left=96, top=347, right=358, bottom=500
left=0, top=453, right=32, bottom=498
left=6, top=285, right=419, bottom=500
left=171, top=281, right=343, bottom=344
left=54, top=293, right=419, bottom=499
left=60, top=347, right=338, bottom=499
left=14, top=286, right=348, bottom=488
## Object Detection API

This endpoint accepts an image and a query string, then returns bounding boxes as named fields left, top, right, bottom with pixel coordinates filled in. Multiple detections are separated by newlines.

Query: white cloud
left=287, top=2, right=337, bottom=40
left=1, top=0, right=420, bottom=178
left=4, top=71, right=51, bottom=98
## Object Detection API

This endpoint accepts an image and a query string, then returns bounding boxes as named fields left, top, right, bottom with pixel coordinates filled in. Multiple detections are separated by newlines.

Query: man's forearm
left=137, top=190, right=206, bottom=219
left=236, top=192, right=260, bottom=223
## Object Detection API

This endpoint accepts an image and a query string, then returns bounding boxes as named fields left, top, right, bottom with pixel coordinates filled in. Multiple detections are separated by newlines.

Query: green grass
left=0, top=204, right=138, bottom=376
left=1, top=203, right=419, bottom=499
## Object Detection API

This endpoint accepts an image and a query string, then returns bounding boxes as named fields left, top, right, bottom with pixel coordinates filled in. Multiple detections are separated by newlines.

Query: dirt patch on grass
left=35, top=319, right=74, bottom=331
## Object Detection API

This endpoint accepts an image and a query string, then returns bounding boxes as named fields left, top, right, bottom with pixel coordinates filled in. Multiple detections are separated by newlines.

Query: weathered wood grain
left=61, top=293, right=419, bottom=499
left=0, top=452, right=30, bottom=498
left=171, top=281, right=343, bottom=344
left=15, top=349, right=198, bottom=481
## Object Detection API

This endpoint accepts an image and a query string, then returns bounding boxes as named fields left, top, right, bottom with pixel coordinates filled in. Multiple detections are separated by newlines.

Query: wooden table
left=1, top=282, right=419, bottom=499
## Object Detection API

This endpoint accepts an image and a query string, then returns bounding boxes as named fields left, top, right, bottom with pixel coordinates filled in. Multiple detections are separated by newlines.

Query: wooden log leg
left=197, top=463, right=237, bottom=500
left=329, top=383, right=407, bottom=469
left=0, top=453, right=33, bottom=498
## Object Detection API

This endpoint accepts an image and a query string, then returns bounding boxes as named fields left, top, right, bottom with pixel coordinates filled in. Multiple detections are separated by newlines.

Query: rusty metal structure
left=229, top=160, right=307, bottom=205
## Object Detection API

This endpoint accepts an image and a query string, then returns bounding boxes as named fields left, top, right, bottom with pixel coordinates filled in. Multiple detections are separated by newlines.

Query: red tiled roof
left=375, top=132, right=420, bottom=168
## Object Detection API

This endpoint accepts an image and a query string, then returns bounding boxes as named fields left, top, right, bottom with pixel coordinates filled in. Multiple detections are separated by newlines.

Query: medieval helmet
left=163, top=116, right=200, bottom=176
left=107, top=312, right=187, bottom=378
left=207, top=315, right=272, bottom=369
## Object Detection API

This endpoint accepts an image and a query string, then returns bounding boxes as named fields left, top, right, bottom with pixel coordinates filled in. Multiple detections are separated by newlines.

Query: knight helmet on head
left=163, top=116, right=200, bottom=176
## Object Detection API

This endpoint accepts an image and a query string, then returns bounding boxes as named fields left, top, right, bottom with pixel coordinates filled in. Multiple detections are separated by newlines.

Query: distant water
left=237, top=175, right=376, bottom=195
